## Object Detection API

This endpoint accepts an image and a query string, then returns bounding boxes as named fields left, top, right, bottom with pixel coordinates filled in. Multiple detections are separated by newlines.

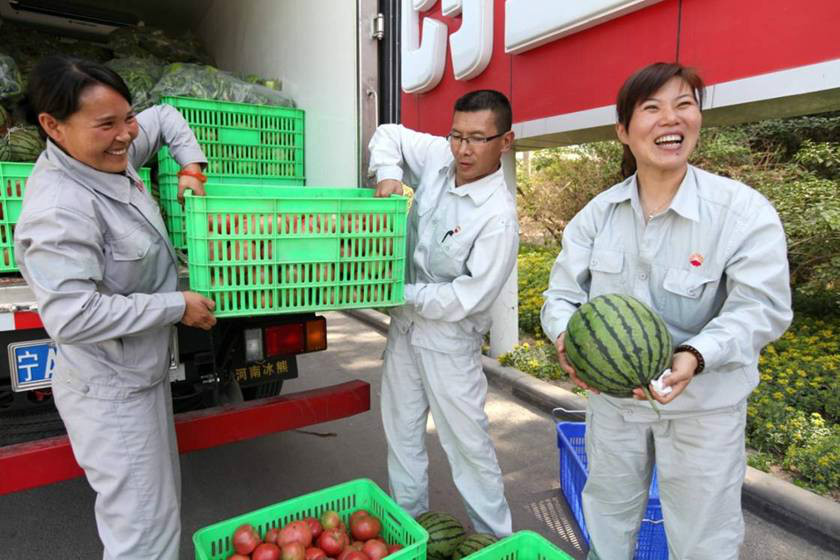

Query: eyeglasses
left=447, top=131, right=508, bottom=146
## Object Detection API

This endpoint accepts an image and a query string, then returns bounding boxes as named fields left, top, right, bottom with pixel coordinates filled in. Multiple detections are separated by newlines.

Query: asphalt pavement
left=0, top=311, right=837, bottom=559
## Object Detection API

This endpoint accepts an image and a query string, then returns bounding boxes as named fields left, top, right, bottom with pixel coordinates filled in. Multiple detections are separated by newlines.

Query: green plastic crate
left=192, top=478, right=428, bottom=560
left=185, top=185, right=407, bottom=317
left=0, top=162, right=151, bottom=273
left=159, top=175, right=304, bottom=250
left=464, top=531, right=574, bottom=560
left=158, top=95, right=305, bottom=183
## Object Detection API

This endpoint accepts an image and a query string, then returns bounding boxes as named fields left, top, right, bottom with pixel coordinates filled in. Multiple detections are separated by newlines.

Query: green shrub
left=794, top=139, right=840, bottom=179
left=498, top=340, right=566, bottom=381
left=747, top=451, right=773, bottom=473
left=517, top=244, right=558, bottom=339
left=517, top=141, right=622, bottom=244
left=750, top=316, right=840, bottom=424
left=743, top=112, right=840, bottom=158
left=743, top=315, right=840, bottom=493
left=783, top=424, right=840, bottom=494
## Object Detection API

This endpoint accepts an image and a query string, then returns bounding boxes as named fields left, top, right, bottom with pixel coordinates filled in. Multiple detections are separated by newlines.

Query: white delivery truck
left=0, top=0, right=395, bottom=494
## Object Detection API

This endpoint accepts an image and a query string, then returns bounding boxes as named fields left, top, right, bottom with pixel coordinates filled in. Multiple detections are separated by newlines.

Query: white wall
left=198, top=0, right=359, bottom=187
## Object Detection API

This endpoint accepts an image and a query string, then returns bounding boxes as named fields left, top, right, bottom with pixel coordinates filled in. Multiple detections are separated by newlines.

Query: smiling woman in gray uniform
left=14, top=56, right=217, bottom=560
left=541, top=63, right=792, bottom=559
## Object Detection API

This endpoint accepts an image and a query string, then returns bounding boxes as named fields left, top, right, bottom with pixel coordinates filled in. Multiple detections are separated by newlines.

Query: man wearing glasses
left=369, top=90, right=518, bottom=537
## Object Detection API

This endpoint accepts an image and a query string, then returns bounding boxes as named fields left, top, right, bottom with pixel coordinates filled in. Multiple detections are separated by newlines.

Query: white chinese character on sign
left=17, top=350, right=40, bottom=382
left=45, top=346, right=57, bottom=380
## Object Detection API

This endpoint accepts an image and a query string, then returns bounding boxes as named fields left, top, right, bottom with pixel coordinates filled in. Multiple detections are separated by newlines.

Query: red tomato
left=349, top=510, right=370, bottom=526
left=253, top=543, right=282, bottom=560
left=279, top=520, right=313, bottom=548
left=386, top=544, right=403, bottom=556
left=304, top=517, right=324, bottom=540
left=305, top=547, right=328, bottom=560
left=363, top=539, right=389, bottom=560
left=350, top=515, right=381, bottom=542
left=282, top=542, right=306, bottom=560
left=317, top=528, right=346, bottom=557
left=320, top=510, right=341, bottom=530
left=233, top=524, right=261, bottom=555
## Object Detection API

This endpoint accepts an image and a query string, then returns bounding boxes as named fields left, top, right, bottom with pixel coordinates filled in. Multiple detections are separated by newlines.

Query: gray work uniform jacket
left=541, top=166, right=793, bottom=419
left=14, top=104, right=207, bottom=400
left=368, top=124, right=519, bottom=355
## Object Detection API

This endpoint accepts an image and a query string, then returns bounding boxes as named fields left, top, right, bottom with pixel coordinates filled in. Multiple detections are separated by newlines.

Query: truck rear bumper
left=0, top=379, right=370, bottom=495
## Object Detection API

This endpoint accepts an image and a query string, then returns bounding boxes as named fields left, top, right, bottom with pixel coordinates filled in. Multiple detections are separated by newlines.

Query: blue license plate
left=8, top=339, right=58, bottom=392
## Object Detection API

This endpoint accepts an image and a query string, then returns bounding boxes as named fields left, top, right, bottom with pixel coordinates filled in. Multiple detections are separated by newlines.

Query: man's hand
left=555, top=332, right=598, bottom=393
left=633, top=350, right=698, bottom=404
left=177, top=163, right=206, bottom=205
left=181, top=291, right=216, bottom=330
left=375, top=179, right=403, bottom=198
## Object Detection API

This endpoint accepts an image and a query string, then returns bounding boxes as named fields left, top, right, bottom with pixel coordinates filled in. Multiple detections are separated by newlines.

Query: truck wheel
left=0, top=406, right=66, bottom=447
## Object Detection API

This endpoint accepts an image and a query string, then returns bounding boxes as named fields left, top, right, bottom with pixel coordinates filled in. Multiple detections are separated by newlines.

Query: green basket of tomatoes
left=193, top=478, right=428, bottom=560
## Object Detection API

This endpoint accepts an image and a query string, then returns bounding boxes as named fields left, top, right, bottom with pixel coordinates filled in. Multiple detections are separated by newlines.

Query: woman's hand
left=374, top=179, right=403, bottom=198
left=177, top=163, right=206, bottom=205
left=181, top=291, right=216, bottom=330
left=633, top=350, right=698, bottom=404
left=555, top=332, right=599, bottom=393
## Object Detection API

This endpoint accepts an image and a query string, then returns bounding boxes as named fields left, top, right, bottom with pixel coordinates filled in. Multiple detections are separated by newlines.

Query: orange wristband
left=177, top=168, right=207, bottom=183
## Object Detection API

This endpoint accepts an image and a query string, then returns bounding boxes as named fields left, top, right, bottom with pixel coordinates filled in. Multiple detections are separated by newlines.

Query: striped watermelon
left=565, top=294, right=672, bottom=410
left=415, top=512, right=465, bottom=560
left=6, top=127, right=45, bottom=162
left=452, top=533, right=498, bottom=560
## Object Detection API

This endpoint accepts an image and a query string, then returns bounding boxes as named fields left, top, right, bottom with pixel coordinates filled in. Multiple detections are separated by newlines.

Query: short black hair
left=453, top=90, right=512, bottom=134
left=21, top=55, right=133, bottom=140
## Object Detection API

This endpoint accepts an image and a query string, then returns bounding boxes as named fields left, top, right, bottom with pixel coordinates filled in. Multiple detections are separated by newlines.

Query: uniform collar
left=602, top=165, right=700, bottom=222
left=443, top=164, right=505, bottom=206
left=45, top=139, right=138, bottom=204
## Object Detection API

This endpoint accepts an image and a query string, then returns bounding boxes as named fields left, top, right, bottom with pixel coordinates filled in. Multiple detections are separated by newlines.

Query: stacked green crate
left=184, top=186, right=407, bottom=317
left=0, top=162, right=152, bottom=273
left=157, top=96, right=305, bottom=249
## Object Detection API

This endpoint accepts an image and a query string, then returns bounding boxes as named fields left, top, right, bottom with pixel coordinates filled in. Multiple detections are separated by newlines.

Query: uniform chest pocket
left=109, top=229, right=153, bottom=261
left=588, top=249, right=625, bottom=298
left=661, top=268, right=721, bottom=331
left=428, top=235, right=471, bottom=281
left=104, top=228, right=157, bottom=294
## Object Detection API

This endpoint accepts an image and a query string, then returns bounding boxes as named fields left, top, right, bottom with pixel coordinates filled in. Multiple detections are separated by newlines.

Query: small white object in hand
left=651, top=369, right=673, bottom=396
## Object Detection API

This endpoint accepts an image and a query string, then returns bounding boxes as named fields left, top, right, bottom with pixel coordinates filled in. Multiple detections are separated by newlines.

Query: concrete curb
left=343, top=308, right=840, bottom=552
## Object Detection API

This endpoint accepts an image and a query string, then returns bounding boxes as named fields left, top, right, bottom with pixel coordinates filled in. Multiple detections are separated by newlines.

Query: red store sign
left=400, top=0, right=840, bottom=147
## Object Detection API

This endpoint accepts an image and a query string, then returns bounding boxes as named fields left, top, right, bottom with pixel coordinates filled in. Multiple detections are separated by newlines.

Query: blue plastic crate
left=556, top=422, right=667, bottom=560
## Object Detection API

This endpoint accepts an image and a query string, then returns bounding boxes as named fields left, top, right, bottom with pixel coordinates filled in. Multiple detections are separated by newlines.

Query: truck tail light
left=244, top=328, right=264, bottom=361
left=264, top=324, right=305, bottom=356
left=305, top=317, right=327, bottom=352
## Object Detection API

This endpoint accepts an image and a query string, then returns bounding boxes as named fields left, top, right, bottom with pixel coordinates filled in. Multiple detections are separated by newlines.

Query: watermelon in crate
left=452, top=533, right=498, bottom=560
left=564, top=294, right=672, bottom=412
left=415, top=512, right=466, bottom=560
left=4, top=126, right=45, bottom=162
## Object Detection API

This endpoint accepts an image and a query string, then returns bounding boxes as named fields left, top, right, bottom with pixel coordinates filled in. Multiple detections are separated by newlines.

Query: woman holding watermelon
left=14, top=56, right=216, bottom=560
left=541, top=62, right=792, bottom=559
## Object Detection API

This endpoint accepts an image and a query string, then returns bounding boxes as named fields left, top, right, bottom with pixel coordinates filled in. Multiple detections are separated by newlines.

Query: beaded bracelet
left=675, top=344, right=705, bottom=374
left=177, top=168, right=207, bottom=183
